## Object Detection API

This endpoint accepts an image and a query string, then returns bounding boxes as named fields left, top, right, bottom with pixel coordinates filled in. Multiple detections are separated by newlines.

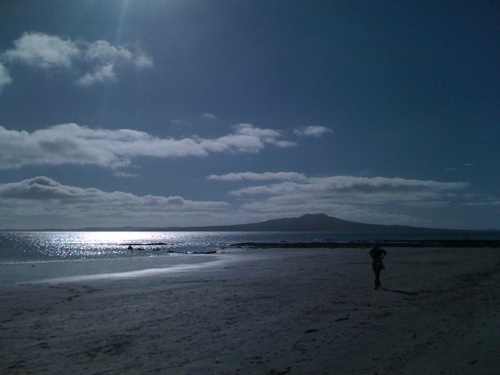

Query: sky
left=0, top=0, right=498, bottom=230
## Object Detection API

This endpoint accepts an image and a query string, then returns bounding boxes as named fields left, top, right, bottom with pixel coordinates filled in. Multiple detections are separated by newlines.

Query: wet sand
left=1, top=247, right=499, bottom=374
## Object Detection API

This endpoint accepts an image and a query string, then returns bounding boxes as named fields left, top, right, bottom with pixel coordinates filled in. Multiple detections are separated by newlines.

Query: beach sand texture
left=1, top=247, right=499, bottom=374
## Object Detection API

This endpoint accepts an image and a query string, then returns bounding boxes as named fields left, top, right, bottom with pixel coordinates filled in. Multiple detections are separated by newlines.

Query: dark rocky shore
left=231, top=239, right=500, bottom=249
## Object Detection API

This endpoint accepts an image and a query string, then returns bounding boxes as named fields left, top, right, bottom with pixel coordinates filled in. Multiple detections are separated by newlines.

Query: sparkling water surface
left=0, top=231, right=240, bottom=263
left=1, top=231, right=498, bottom=284
left=0, top=231, right=256, bottom=283
left=1, top=230, right=498, bottom=264
left=0, top=231, right=343, bottom=264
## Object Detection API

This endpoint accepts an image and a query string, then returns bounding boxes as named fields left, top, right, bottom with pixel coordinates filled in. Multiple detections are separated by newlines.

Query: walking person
left=369, top=243, right=387, bottom=290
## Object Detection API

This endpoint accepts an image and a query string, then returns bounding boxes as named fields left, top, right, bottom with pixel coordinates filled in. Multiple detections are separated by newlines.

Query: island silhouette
left=50, top=213, right=494, bottom=235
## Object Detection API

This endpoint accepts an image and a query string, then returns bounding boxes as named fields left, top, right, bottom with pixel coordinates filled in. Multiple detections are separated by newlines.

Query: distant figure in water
left=369, top=243, right=387, bottom=290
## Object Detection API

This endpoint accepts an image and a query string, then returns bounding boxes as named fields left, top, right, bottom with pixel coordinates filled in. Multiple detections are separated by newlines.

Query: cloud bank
left=294, top=125, right=332, bottom=137
left=207, top=171, right=307, bottom=181
left=229, top=175, right=467, bottom=198
left=0, top=173, right=488, bottom=229
left=227, top=175, right=468, bottom=208
left=0, top=123, right=295, bottom=169
left=1, top=32, right=153, bottom=87
left=209, top=172, right=471, bottom=227
left=0, top=176, right=230, bottom=229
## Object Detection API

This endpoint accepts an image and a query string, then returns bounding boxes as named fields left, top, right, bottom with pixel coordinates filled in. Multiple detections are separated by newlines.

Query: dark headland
left=68, top=213, right=495, bottom=233
left=37, top=213, right=499, bottom=248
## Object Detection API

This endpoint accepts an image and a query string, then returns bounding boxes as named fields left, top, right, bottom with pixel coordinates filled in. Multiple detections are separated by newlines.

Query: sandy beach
left=1, top=247, right=499, bottom=375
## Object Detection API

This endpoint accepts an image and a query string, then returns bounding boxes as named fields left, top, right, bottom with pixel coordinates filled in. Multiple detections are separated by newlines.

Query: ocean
left=1, top=230, right=498, bottom=284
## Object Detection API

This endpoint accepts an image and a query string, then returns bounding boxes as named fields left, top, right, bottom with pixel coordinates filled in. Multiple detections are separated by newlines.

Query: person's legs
left=374, top=269, right=381, bottom=289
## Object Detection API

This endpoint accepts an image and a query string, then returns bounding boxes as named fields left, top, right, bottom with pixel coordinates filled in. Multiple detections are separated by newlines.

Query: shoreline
left=0, top=252, right=226, bottom=285
left=231, top=239, right=500, bottom=249
left=1, top=247, right=499, bottom=374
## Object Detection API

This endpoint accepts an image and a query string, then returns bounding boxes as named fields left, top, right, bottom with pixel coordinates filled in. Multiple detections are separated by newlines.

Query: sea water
left=1, top=230, right=498, bottom=284
left=0, top=231, right=330, bottom=284
left=0, top=231, right=355, bottom=263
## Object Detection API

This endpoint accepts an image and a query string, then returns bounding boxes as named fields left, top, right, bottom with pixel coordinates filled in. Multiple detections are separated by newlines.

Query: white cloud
left=1, top=32, right=153, bottom=87
left=201, top=113, right=219, bottom=120
left=0, top=174, right=492, bottom=230
left=0, top=63, right=13, bottom=92
left=83, top=39, right=153, bottom=69
left=224, top=174, right=470, bottom=226
left=207, top=171, right=474, bottom=225
left=77, top=63, right=116, bottom=86
left=133, top=52, right=154, bottom=69
left=294, top=125, right=332, bottom=137
left=229, top=123, right=296, bottom=149
left=0, top=176, right=231, bottom=229
left=3, top=32, right=80, bottom=69
left=213, top=173, right=475, bottom=228
left=230, top=175, right=467, bottom=200
left=207, top=171, right=307, bottom=181
left=83, top=40, right=133, bottom=63
left=0, top=123, right=294, bottom=169
left=113, top=171, right=140, bottom=178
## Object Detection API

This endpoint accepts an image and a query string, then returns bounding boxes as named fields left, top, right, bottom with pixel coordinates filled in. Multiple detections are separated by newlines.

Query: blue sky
left=0, top=0, right=498, bottom=230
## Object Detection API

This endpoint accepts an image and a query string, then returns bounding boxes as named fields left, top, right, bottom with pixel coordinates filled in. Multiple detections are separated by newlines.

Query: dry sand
left=1, top=247, right=499, bottom=374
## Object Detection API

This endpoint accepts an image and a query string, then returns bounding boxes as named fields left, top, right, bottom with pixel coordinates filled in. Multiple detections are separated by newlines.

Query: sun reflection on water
left=14, top=231, right=230, bottom=260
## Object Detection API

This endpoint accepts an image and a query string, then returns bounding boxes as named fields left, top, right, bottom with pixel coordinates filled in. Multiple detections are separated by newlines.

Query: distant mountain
left=160, top=213, right=460, bottom=233
left=25, top=213, right=475, bottom=233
